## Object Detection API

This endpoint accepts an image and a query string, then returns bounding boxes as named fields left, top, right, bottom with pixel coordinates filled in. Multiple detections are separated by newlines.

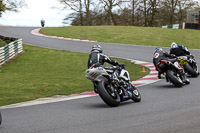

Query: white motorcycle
left=86, top=64, right=141, bottom=107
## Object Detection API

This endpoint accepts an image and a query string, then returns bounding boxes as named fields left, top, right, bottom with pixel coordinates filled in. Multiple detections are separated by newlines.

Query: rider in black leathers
left=87, top=44, right=119, bottom=68
left=87, top=44, right=120, bottom=93
left=153, top=47, right=177, bottom=79
left=153, top=47, right=189, bottom=83
left=170, top=42, right=190, bottom=56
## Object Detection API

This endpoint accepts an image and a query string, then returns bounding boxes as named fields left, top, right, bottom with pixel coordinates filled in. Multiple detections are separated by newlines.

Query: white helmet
left=171, top=42, right=178, bottom=48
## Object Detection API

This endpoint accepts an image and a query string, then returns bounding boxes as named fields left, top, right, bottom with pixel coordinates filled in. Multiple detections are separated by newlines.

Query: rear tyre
left=166, top=70, right=183, bottom=87
left=97, top=81, right=120, bottom=107
left=131, top=85, right=141, bottom=102
left=184, top=63, right=198, bottom=77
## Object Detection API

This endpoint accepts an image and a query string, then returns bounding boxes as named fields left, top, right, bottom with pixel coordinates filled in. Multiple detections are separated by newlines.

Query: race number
left=154, top=53, right=159, bottom=58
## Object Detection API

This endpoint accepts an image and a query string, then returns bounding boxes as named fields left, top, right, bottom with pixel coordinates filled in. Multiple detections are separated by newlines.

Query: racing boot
left=182, top=73, right=190, bottom=84
left=157, top=72, right=165, bottom=79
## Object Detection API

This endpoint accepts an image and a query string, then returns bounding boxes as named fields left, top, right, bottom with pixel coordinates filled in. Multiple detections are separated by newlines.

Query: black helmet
left=92, top=44, right=103, bottom=53
left=155, top=47, right=163, bottom=53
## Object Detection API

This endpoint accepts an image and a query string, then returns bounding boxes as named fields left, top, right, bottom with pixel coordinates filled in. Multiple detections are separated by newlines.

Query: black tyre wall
left=184, top=63, right=198, bottom=77
left=97, top=81, right=120, bottom=107
left=166, top=70, right=183, bottom=87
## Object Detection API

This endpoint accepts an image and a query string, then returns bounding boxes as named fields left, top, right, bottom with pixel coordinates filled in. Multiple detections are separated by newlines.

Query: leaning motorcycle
left=85, top=64, right=141, bottom=107
left=179, top=55, right=199, bottom=77
left=156, top=58, right=190, bottom=87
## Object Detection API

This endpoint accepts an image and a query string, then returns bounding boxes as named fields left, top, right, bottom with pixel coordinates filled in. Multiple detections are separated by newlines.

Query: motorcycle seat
left=167, top=58, right=177, bottom=63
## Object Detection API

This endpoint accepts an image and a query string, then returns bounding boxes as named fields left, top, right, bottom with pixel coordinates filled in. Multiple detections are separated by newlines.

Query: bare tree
left=128, top=0, right=140, bottom=25
left=0, top=0, right=25, bottom=17
left=67, top=0, right=199, bottom=26
left=160, top=0, right=179, bottom=25
left=58, top=0, right=84, bottom=25
left=99, top=0, right=128, bottom=25
left=176, top=0, right=197, bottom=23
left=84, top=0, right=92, bottom=25
left=58, top=0, right=94, bottom=25
left=149, top=0, right=159, bottom=26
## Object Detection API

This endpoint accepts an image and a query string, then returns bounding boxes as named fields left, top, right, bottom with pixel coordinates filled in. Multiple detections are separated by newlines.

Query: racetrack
left=0, top=26, right=200, bottom=133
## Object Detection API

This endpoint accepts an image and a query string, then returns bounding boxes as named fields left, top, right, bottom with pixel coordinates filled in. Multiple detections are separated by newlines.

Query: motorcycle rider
left=170, top=42, right=199, bottom=75
left=153, top=47, right=189, bottom=83
left=41, top=19, right=45, bottom=27
left=170, top=42, right=190, bottom=56
left=87, top=44, right=120, bottom=93
left=87, top=44, right=119, bottom=68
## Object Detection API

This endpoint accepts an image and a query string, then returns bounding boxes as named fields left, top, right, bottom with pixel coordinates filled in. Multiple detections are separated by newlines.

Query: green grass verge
left=0, top=44, right=149, bottom=106
left=40, top=26, right=200, bottom=49
left=0, top=39, right=7, bottom=47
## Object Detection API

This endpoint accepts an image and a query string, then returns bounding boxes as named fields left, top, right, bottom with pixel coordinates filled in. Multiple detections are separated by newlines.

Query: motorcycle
left=156, top=58, right=190, bottom=87
left=85, top=64, right=141, bottom=107
left=171, top=46, right=199, bottom=77
left=179, top=55, right=199, bottom=77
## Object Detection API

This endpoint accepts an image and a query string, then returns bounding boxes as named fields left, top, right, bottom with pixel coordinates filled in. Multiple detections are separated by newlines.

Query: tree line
left=58, top=0, right=200, bottom=27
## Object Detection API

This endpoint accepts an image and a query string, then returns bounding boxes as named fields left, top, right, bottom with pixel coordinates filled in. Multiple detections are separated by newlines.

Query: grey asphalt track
left=0, top=26, right=200, bottom=133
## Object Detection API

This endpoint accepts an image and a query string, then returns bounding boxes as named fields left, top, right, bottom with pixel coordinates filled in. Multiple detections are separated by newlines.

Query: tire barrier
left=0, top=35, right=23, bottom=67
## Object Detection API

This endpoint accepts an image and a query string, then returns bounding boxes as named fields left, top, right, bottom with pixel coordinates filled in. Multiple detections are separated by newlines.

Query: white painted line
left=31, top=28, right=97, bottom=43
left=0, top=95, right=96, bottom=109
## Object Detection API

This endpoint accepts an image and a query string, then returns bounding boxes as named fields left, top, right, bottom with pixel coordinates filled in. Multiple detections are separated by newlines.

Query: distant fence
left=0, top=35, right=23, bottom=66
left=161, top=24, right=183, bottom=29
left=161, top=23, right=200, bottom=30
left=184, top=23, right=200, bottom=30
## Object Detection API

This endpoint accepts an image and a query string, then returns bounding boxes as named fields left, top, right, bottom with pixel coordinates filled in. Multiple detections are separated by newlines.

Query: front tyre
left=131, top=85, right=141, bottom=102
left=166, top=70, right=183, bottom=87
left=97, top=81, right=120, bottom=107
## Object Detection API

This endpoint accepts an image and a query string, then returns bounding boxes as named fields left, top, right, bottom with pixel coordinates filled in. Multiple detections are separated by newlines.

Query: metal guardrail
left=0, top=37, right=23, bottom=66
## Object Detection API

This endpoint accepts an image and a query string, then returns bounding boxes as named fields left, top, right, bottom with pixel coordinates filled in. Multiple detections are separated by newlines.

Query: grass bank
left=40, top=26, right=200, bottom=49
left=0, top=39, right=7, bottom=47
left=0, top=44, right=149, bottom=106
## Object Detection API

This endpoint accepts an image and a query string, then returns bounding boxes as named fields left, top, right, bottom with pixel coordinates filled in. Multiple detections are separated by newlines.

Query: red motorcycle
left=156, top=58, right=190, bottom=87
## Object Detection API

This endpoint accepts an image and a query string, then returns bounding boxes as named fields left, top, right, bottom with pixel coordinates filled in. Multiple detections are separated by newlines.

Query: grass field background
left=40, top=26, right=200, bottom=49
left=0, top=44, right=149, bottom=106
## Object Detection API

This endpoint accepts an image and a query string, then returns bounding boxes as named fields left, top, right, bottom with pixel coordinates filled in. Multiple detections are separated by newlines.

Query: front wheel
left=166, top=70, right=183, bottom=87
left=131, top=85, right=141, bottom=102
left=97, top=81, right=120, bottom=107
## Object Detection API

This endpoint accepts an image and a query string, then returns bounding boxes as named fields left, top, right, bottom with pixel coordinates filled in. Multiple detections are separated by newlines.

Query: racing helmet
left=92, top=44, right=103, bottom=53
left=171, top=42, right=178, bottom=48
left=155, top=47, right=163, bottom=53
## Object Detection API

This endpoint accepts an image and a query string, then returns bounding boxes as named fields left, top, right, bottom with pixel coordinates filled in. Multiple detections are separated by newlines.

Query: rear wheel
left=184, top=63, right=198, bottom=77
left=97, top=81, right=120, bottom=107
left=166, top=70, right=183, bottom=87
